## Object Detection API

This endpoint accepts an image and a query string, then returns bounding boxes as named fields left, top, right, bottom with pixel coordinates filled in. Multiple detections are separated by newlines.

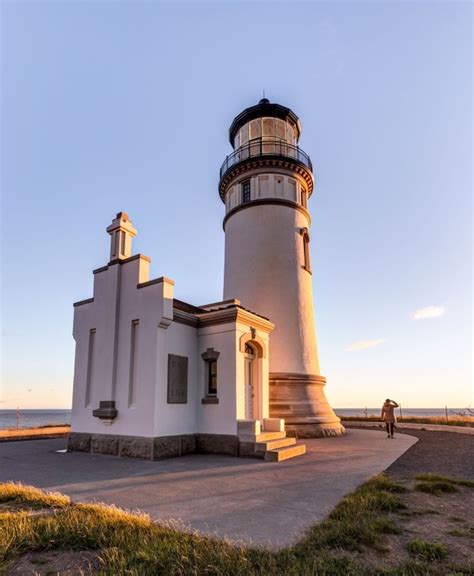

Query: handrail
left=219, top=137, right=312, bottom=179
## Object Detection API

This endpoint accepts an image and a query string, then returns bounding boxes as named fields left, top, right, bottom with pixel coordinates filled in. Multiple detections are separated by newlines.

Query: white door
left=244, top=344, right=255, bottom=420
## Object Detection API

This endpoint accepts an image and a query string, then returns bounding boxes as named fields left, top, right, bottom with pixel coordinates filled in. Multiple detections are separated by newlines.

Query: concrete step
left=264, top=443, right=306, bottom=462
left=255, top=437, right=296, bottom=455
left=239, top=431, right=287, bottom=443
left=255, top=431, right=287, bottom=442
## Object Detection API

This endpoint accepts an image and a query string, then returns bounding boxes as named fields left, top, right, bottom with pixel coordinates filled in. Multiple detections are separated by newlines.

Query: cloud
left=345, top=339, right=385, bottom=352
left=413, top=306, right=445, bottom=320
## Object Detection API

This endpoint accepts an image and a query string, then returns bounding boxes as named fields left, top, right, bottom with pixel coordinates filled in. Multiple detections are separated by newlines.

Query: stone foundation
left=67, top=432, right=239, bottom=460
left=269, top=373, right=345, bottom=438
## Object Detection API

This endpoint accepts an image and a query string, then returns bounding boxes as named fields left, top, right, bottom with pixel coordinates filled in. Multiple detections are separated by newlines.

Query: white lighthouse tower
left=220, top=99, right=344, bottom=437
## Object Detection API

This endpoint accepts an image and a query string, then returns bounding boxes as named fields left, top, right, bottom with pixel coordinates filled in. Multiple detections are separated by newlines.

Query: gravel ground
left=386, top=428, right=474, bottom=479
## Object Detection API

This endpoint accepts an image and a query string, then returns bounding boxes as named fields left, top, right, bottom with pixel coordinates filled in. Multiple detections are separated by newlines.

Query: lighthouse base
left=269, top=373, right=345, bottom=438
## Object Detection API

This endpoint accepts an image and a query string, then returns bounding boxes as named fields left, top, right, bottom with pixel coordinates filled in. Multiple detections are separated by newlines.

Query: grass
left=406, top=539, right=448, bottom=561
left=415, top=481, right=458, bottom=495
left=415, top=474, right=474, bottom=496
left=398, top=509, right=440, bottom=517
left=0, top=474, right=469, bottom=575
left=0, top=426, right=70, bottom=441
left=339, top=415, right=474, bottom=427
left=0, top=475, right=408, bottom=575
left=0, top=482, right=70, bottom=508
left=415, top=474, right=474, bottom=488
left=447, top=528, right=474, bottom=539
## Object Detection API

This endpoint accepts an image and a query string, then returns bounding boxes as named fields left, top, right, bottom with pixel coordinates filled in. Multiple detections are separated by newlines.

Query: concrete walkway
left=0, top=429, right=417, bottom=549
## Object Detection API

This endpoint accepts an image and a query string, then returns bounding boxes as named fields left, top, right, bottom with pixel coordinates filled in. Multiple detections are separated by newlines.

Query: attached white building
left=68, top=99, right=343, bottom=462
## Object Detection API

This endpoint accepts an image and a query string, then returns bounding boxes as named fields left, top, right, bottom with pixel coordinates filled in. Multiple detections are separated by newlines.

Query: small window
left=208, top=360, right=217, bottom=396
left=242, top=181, right=251, bottom=203
left=201, top=348, right=220, bottom=400
left=302, top=229, right=311, bottom=272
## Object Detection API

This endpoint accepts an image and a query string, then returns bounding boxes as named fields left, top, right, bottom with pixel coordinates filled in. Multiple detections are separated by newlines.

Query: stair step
left=255, top=437, right=296, bottom=453
left=255, top=432, right=287, bottom=442
left=264, top=443, right=306, bottom=462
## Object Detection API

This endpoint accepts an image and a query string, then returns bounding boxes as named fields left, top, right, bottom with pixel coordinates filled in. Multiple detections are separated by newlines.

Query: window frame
left=201, top=348, right=220, bottom=403
left=207, top=359, right=217, bottom=396
left=241, top=180, right=251, bottom=203
left=300, top=227, right=312, bottom=274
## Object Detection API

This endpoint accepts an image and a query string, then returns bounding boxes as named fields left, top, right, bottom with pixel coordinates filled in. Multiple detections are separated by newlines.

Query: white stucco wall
left=152, top=321, right=199, bottom=437
left=71, top=250, right=273, bottom=440
left=196, top=323, right=239, bottom=436
left=71, top=258, right=176, bottom=438
left=224, top=204, right=321, bottom=376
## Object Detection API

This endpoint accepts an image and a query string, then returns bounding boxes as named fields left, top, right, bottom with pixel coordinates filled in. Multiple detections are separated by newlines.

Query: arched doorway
left=244, top=343, right=257, bottom=420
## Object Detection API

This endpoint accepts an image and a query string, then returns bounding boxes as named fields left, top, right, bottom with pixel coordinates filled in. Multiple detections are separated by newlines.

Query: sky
left=1, top=1, right=472, bottom=410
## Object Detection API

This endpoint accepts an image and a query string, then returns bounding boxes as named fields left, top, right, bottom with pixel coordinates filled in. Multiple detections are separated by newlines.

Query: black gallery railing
left=220, top=137, right=312, bottom=179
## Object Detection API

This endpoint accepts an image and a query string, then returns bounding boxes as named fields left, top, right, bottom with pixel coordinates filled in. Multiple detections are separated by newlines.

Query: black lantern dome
left=228, top=98, right=302, bottom=146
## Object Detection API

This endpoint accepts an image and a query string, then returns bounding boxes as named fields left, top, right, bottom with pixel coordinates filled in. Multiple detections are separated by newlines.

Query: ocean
left=0, top=409, right=72, bottom=430
left=0, top=407, right=468, bottom=430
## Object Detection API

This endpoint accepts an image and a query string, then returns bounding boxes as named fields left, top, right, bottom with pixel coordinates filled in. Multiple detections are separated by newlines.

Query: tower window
left=201, top=348, right=220, bottom=402
left=301, top=228, right=311, bottom=273
left=208, top=360, right=217, bottom=395
left=242, top=180, right=251, bottom=203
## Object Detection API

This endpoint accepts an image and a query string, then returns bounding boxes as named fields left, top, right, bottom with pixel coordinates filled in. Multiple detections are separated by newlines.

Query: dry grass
left=0, top=426, right=70, bottom=441
left=0, top=482, right=70, bottom=508
left=339, top=415, right=474, bottom=427
left=1, top=475, right=473, bottom=575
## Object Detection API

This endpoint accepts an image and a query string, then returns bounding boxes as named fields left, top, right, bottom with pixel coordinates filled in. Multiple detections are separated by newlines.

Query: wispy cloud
left=413, top=306, right=445, bottom=320
left=345, top=339, right=385, bottom=352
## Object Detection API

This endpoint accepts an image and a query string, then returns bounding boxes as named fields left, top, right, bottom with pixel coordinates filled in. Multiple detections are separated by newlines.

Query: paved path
left=0, top=429, right=417, bottom=549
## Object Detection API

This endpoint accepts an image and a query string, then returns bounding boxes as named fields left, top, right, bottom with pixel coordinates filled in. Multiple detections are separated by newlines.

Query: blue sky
left=1, top=1, right=472, bottom=409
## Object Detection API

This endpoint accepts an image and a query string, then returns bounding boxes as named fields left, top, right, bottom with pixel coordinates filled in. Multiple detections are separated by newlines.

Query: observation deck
left=218, top=137, right=313, bottom=200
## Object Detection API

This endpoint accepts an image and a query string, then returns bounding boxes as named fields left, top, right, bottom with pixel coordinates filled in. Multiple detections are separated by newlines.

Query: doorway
left=244, top=343, right=257, bottom=420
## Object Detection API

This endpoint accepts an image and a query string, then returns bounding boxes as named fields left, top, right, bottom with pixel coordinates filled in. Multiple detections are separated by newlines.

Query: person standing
left=381, top=399, right=399, bottom=438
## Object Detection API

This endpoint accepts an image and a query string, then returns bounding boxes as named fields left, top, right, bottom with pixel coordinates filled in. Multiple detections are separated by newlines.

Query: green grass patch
left=363, top=475, right=409, bottom=493
left=415, top=481, right=458, bottom=495
left=415, top=474, right=474, bottom=488
left=407, top=539, right=448, bottom=561
left=448, top=527, right=474, bottom=539
left=399, top=509, right=440, bottom=517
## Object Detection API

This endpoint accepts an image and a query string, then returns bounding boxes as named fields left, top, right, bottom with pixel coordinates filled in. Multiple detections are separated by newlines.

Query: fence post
left=399, top=404, right=403, bottom=422
left=16, top=406, right=20, bottom=429
left=445, top=406, right=448, bottom=423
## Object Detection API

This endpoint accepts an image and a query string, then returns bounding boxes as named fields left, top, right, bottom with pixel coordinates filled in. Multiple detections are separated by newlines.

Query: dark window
left=208, top=360, right=217, bottom=395
left=242, top=181, right=251, bottom=203
left=302, top=230, right=311, bottom=272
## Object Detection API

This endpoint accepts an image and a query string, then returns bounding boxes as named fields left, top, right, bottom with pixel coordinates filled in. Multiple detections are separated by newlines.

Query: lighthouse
left=219, top=98, right=344, bottom=437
